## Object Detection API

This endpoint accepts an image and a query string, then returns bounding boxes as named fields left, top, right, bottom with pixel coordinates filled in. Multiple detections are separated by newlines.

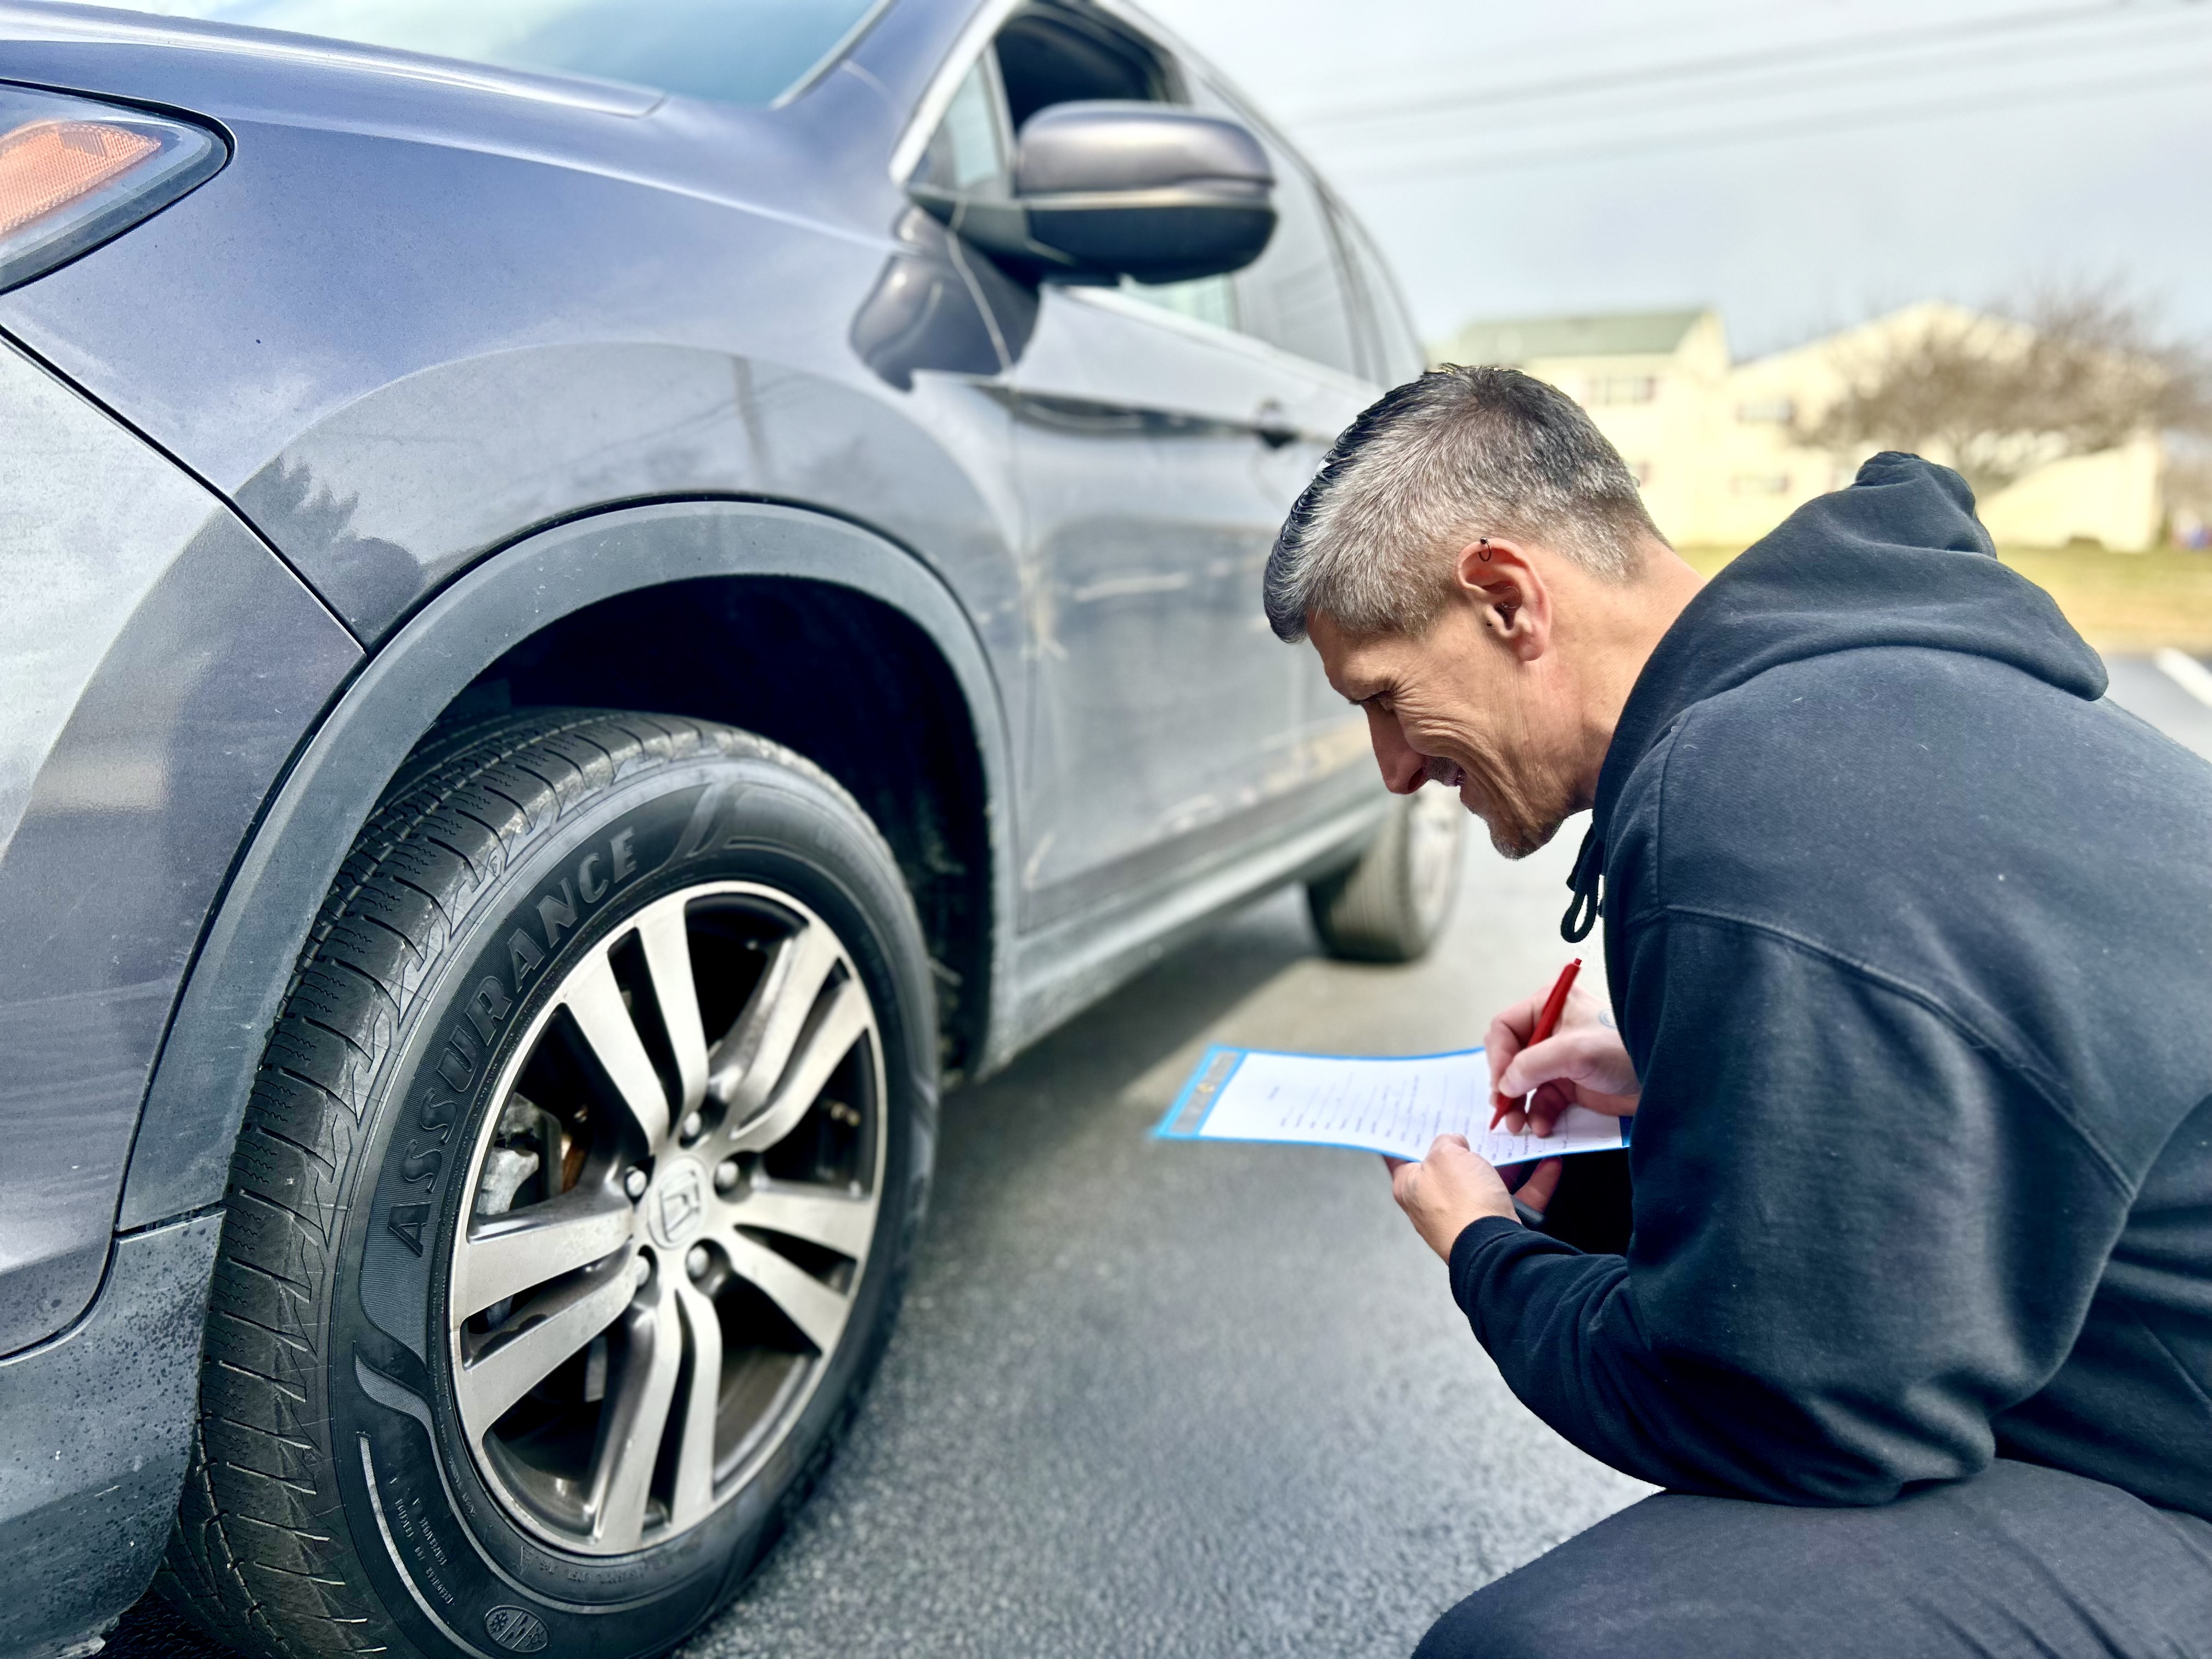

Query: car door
left=975, top=9, right=1382, bottom=928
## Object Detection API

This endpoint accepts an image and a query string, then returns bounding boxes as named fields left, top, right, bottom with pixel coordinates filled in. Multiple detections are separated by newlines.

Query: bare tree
left=1792, top=288, right=2212, bottom=503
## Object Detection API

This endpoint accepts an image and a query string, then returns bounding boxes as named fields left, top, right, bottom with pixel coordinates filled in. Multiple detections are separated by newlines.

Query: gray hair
left=1263, top=365, right=1664, bottom=642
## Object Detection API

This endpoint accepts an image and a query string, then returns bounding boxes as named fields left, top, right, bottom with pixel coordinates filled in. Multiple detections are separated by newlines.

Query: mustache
left=1424, top=755, right=1467, bottom=789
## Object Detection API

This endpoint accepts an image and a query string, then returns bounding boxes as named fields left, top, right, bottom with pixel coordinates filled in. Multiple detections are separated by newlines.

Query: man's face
left=1309, top=600, right=1579, bottom=860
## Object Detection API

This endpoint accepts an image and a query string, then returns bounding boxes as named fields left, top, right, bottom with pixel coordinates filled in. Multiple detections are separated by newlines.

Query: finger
left=1518, top=1158, right=1566, bottom=1215
left=1425, top=1132, right=1470, bottom=1164
left=1381, top=1155, right=1408, bottom=1173
left=1390, top=1160, right=1419, bottom=1209
left=1527, top=1080, right=1572, bottom=1137
left=1485, top=991, right=1545, bottom=1091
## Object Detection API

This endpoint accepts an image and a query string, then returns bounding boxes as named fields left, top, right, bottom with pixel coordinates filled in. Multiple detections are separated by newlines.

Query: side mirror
left=1015, top=103, right=1276, bottom=284
left=909, top=101, right=1277, bottom=286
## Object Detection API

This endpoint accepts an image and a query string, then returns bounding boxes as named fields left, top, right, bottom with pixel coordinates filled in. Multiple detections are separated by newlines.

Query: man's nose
left=1365, top=707, right=1428, bottom=795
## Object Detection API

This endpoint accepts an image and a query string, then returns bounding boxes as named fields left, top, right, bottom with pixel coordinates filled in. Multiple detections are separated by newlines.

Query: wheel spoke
left=459, top=1257, right=637, bottom=1429
left=727, top=1180, right=876, bottom=1260
left=456, top=1188, right=635, bottom=1319
left=707, top=922, right=841, bottom=1120
left=667, top=1279, right=724, bottom=1531
left=566, top=950, right=670, bottom=1149
left=636, top=899, right=709, bottom=1118
left=723, top=1229, right=851, bottom=1353
left=726, top=976, right=869, bottom=1155
left=589, top=1283, right=682, bottom=1553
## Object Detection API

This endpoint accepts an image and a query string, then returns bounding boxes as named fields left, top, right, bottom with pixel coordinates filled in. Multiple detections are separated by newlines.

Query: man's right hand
left=1488, top=980, right=1640, bottom=1135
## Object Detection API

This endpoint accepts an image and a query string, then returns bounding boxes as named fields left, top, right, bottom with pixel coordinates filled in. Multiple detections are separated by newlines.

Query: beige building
left=1435, top=303, right=2164, bottom=551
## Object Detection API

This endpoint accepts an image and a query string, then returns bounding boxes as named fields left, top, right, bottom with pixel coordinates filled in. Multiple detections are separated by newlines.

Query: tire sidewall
left=329, top=738, right=934, bottom=1658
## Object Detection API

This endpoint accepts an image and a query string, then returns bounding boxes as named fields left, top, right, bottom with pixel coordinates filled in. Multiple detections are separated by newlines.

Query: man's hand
left=1487, top=980, right=1640, bottom=1135
left=1386, top=1136, right=1564, bottom=1260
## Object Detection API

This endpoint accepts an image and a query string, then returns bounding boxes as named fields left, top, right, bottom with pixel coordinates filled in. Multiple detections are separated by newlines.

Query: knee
left=1412, top=1583, right=1565, bottom=1659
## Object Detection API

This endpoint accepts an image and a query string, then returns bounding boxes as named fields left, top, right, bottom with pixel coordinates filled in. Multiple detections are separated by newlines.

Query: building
left=1434, top=303, right=2164, bottom=551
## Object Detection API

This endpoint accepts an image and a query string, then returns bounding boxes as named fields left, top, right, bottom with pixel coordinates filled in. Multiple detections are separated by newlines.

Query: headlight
left=0, top=83, right=224, bottom=294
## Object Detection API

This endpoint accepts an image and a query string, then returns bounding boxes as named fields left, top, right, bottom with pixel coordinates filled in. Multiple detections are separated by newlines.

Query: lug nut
left=624, top=1167, right=648, bottom=1200
left=680, top=1110, right=704, bottom=1142
left=631, top=1254, right=652, bottom=1287
left=685, top=1243, right=711, bottom=1280
left=713, top=1159, right=741, bottom=1194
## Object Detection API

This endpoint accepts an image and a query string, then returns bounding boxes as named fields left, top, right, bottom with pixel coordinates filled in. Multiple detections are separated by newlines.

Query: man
left=1265, top=366, right=2212, bottom=1656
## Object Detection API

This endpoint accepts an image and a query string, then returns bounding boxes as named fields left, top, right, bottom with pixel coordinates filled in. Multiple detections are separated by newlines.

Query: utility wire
left=1293, top=0, right=2192, bottom=128
left=1323, top=8, right=2212, bottom=145
left=1339, top=53, right=2212, bottom=182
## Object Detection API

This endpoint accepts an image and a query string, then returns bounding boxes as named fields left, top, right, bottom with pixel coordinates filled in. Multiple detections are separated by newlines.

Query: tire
left=155, top=709, right=936, bottom=1659
left=1306, top=785, right=1465, bottom=963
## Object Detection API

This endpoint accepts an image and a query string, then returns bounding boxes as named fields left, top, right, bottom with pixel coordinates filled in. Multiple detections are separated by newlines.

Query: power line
left=1318, top=8, right=2212, bottom=149
left=1292, top=1, right=2193, bottom=128
left=1339, top=54, right=2212, bottom=183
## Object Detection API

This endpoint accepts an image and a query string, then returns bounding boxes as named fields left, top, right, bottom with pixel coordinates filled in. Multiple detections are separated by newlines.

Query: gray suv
left=0, top=3, right=1459, bottom=1654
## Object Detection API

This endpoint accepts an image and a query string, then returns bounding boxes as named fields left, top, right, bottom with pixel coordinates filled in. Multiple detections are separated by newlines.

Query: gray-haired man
left=1267, top=366, right=2212, bottom=1657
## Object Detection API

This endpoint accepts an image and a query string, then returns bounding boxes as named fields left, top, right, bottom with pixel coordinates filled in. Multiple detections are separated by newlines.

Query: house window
left=1587, top=375, right=1657, bottom=405
left=1730, top=473, right=1791, bottom=495
left=1736, top=397, right=1795, bottom=424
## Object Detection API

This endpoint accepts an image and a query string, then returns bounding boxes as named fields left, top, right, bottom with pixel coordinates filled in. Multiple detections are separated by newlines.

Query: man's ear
left=1453, top=538, right=1550, bottom=662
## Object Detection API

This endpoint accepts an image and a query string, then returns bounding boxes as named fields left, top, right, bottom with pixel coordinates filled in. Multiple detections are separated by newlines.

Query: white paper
left=1154, top=1045, right=1628, bottom=1165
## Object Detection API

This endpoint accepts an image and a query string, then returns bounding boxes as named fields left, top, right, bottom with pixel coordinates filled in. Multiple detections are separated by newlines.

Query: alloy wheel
left=445, top=881, right=885, bottom=1555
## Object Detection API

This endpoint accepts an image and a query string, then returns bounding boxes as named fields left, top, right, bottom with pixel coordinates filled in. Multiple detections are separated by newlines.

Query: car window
left=915, top=54, right=1011, bottom=194
left=1225, top=148, right=1362, bottom=379
left=1120, top=274, right=1237, bottom=331
left=1329, top=201, right=1425, bottom=385
left=80, top=0, right=885, bottom=106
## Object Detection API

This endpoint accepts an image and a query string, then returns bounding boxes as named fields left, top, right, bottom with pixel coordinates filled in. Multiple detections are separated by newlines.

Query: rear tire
left=156, top=710, right=936, bottom=1659
left=1306, top=786, right=1465, bottom=963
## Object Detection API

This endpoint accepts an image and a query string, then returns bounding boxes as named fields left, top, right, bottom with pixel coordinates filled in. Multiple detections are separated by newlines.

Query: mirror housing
left=911, top=101, right=1277, bottom=286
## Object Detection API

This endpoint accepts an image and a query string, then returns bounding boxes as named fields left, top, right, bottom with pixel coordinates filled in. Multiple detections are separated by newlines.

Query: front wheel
left=1306, top=785, right=1465, bottom=963
left=157, top=710, right=936, bottom=1659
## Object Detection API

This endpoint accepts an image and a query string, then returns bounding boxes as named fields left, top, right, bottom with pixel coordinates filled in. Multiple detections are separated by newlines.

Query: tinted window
left=993, top=5, right=1168, bottom=132
left=1229, top=151, right=1361, bottom=378
left=91, top=0, right=883, bottom=106
left=1330, top=202, right=1426, bottom=384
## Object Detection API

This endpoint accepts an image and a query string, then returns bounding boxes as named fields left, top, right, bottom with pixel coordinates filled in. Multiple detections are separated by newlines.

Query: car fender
left=122, top=496, right=1017, bottom=1229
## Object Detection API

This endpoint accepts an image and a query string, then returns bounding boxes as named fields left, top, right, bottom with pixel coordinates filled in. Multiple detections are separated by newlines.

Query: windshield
left=81, top=0, right=888, bottom=106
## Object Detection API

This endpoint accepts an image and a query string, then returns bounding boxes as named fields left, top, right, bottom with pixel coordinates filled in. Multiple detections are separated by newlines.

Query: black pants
left=1415, top=1460, right=2212, bottom=1658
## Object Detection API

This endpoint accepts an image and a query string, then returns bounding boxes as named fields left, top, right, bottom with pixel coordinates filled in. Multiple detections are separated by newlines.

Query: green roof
left=1437, top=309, right=1707, bottom=365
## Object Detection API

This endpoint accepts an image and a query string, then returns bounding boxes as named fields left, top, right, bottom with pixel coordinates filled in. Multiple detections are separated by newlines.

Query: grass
left=1677, top=543, right=2212, bottom=654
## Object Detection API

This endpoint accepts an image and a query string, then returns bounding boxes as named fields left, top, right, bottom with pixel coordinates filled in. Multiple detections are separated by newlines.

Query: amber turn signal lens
left=0, top=120, right=163, bottom=241
left=0, top=86, right=223, bottom=295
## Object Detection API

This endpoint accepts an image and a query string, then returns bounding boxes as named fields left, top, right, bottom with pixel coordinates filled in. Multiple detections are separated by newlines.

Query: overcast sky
left=1146, top=0, right=2212, bottom=360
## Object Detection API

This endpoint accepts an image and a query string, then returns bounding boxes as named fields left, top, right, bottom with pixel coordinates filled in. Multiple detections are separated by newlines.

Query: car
left=0, top=3, right=1460, bottom=1654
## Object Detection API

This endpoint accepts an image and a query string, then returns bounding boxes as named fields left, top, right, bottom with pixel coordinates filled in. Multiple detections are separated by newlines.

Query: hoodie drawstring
left=1562, top=826, right=1604, bottom=943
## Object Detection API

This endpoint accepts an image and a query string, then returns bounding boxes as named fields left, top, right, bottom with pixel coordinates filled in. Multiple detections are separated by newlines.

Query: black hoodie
left=1449, top=453, right=2212, bottom=1517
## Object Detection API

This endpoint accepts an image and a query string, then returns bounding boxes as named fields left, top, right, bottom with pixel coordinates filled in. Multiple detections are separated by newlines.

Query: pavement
left=106, top=653, right=2212, bottom=1659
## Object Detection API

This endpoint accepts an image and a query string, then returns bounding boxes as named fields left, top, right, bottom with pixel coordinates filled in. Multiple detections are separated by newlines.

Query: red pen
left=1492, top=957, right=1582, bottom=1129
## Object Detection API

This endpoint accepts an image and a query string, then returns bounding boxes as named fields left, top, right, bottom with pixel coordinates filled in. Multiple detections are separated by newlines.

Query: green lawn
left=1678, top=544, right=2212, bottom=654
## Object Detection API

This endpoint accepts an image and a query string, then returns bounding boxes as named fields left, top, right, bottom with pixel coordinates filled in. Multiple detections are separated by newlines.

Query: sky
left=1145, top=0, right=2212, bottom=361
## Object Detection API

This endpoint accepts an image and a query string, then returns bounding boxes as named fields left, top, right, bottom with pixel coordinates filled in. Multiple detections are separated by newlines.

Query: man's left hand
left=1386, top=1135, right=1564, bottom=1260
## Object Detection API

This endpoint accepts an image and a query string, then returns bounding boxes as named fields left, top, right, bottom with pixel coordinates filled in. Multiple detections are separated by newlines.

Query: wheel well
left=447, top=575, right=992, bottom=1079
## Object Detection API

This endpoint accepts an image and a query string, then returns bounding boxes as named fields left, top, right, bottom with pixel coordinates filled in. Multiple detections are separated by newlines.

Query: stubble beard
left=1426, top=754, right=1563, bottom=861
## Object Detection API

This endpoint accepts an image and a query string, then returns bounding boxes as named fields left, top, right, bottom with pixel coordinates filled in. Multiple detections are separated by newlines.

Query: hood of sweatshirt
left=1560, top=452, right=2107, bottom=940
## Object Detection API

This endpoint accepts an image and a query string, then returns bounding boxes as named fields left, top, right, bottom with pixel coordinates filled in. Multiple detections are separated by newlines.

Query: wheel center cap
left=645, top=1157, right=708, bottom=1249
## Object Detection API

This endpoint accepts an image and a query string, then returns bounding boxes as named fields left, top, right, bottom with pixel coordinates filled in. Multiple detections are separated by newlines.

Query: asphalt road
left=108, top=652, right=2212, bottom=1659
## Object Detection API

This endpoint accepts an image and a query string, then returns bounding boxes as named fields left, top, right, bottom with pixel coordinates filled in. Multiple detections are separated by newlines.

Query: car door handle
left=1252, top=401, right=1300, bottom=450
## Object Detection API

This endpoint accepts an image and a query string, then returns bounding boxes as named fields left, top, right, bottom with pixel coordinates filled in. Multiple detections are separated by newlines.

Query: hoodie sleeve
left=1449, top=913, right=2134, bottom=1506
